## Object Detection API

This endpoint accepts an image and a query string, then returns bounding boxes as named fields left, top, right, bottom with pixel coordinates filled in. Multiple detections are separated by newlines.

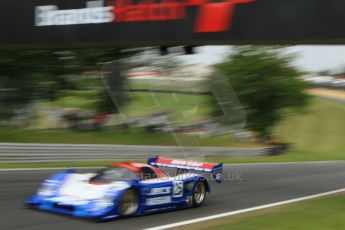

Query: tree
left=215, top=46, right=310, bottom=141
left=67, top=48, right=141, bottom=114
left=0, top=48, right=142, bottom=121
left=0, top=50, right=66, bottom=120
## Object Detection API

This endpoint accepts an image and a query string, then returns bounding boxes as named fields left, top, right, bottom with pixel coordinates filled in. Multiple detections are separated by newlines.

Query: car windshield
left=90, top=167, right=138, bottom=183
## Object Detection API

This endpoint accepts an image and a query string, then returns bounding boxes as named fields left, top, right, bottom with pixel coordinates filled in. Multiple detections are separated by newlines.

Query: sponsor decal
left=148, top=187, right=172, bottom=195
left=34, top=0, right=255, bottom=32
left=146, top=196, right=172, bottom=205
left=215, top=173, right=223, bottom=181
left=171, top=159, right=204, bottom=167
left=172, top=181, right=183, bottom=197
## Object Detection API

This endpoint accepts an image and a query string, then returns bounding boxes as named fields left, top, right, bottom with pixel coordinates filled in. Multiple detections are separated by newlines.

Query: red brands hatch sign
left=109, top=0, right=255, bottom=32
left=2, top=0, right=344, bottom=47
left=35, top=0, right=255, bottom=33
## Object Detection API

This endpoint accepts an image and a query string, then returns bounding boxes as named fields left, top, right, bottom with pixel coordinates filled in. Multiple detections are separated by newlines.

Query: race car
left=25, top=156, right=223, bottom=221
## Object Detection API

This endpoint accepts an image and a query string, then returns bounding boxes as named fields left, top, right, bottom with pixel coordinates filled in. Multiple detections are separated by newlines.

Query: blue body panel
left=25, top=172, right=209, bottom=221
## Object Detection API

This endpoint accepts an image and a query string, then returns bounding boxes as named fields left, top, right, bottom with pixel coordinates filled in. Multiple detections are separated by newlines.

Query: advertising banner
left=0, top=0, right=344, bottom=47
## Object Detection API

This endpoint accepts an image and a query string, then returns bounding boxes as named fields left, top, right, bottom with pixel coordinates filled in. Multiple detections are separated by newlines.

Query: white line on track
left=144, top=188, right=345, bottom=230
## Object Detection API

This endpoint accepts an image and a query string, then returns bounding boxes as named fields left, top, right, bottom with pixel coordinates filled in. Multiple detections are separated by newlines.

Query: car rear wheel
left=118, top=189, right=138, bottom=217
left=192, top=180, right=206, bottom=207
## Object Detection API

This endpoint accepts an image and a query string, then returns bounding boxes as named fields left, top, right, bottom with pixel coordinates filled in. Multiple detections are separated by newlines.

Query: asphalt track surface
left=1, top=161, right=345, bottom=230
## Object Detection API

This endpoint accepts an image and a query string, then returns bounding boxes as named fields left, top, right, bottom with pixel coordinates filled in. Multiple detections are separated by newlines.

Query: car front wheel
left=118, top=189, right=139, bottom=217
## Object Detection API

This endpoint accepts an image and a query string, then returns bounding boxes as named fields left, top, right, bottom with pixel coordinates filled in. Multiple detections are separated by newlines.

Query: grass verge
left=175, top=193, right=345, bottom=230
left=38, top=90, right=212, bottom=124
left=0, top=128, right=257, bottom=147
left=211, top=98, right=345, bottom=163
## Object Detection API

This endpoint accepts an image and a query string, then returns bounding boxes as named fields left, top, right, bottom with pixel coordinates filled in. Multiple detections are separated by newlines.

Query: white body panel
left=57, top=173, right=130, bottom=200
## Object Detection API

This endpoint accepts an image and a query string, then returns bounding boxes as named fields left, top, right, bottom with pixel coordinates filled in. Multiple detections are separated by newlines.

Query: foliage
left=215, top=46, right=310, bottom=139
left=0, top=48, right=141, bottom=120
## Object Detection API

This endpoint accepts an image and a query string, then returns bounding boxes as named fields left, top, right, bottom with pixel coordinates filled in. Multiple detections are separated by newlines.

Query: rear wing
left=148, top=156, right=223, bottom=183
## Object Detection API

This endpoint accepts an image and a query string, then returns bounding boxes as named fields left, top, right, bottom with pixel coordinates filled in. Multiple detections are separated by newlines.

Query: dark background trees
left=215, top=46, right=310, bottom=141
left=0, top=48, right=140, bottom=121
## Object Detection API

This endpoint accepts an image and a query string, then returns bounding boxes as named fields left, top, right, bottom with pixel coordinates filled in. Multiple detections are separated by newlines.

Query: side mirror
left=67, top=168, right=76, bottom=173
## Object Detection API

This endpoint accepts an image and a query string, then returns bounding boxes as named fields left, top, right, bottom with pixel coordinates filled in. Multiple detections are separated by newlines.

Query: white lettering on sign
left=35, top=1, right=114, bottom=26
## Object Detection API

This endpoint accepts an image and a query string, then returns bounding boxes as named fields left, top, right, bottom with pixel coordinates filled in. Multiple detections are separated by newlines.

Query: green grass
left=129, top=80, right=209, bottom=92
left=210, top=98, right=345, bottom=163
left=123, top=92, right=211, bottom=124
left=39, top=90, right=99, bottom=109
left=274, top=98, right=345, bottom=160
left=39, top=89, right=213, bottom=124
left=0, top=128, right=247, bottom=147
left=184, top=193, right=345, bottom=230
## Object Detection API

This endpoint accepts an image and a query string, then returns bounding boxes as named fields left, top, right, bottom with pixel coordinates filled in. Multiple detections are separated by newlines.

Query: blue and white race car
left=25, top=156, right=223, bottom=221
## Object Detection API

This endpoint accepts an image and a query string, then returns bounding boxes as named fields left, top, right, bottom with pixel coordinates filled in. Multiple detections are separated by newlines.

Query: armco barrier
left=0, top=143, right=270, bottom=163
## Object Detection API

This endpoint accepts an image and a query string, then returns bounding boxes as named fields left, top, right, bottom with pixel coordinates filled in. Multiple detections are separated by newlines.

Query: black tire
left=118, top=189, right=139, bottom=217
left=192, top=180, right=207, bottom=207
